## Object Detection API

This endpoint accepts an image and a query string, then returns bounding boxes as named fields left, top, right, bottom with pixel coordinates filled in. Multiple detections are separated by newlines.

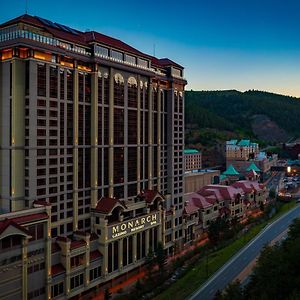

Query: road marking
left=188, top=205, right=300, bottom=300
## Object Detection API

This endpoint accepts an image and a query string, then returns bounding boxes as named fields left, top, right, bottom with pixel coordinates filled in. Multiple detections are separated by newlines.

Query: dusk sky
left=1, top=0, right=300, bottom=96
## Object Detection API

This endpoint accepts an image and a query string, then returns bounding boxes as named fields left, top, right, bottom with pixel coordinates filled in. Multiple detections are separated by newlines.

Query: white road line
left=188, top=205, right=300, bottom=300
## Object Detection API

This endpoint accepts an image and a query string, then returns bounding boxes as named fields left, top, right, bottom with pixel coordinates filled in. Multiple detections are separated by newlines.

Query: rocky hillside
left=185, top=90, right=300, bottom=146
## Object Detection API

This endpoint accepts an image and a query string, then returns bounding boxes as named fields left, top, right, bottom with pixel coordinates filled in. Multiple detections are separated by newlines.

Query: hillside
left=185, top=90, right=300, bottom=146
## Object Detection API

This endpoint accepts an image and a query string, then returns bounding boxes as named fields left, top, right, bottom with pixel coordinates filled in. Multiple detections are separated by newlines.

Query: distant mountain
left=185, top=90, right=300, bottom=145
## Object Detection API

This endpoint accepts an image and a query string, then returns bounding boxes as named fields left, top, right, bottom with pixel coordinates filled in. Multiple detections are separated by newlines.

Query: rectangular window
left=125, top=54, right=136, bottom=64
left=111, top=50, right=123, bottom=61
left=51, top=282, right=64, bottom=298
left=50, top=67, right=58, bottom=98
left=37, top=64, right=46, bottom=97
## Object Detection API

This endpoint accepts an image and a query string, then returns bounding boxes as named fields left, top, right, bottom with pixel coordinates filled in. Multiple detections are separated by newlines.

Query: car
left=285, top=193, right=292, bottom=198
left=296, top=199, right=300, bottom=203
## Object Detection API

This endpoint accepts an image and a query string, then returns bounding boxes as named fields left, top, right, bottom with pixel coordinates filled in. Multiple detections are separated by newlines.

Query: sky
left=1, top=0, right=300, bottom=96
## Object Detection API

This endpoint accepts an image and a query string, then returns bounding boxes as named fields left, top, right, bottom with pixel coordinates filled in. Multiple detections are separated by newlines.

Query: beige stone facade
left=184, top=170, right=220, bottom=194
left=0, top=15, right=187, bottom=299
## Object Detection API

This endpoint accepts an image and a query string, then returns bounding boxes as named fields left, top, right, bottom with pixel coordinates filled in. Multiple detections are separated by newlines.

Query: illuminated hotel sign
left=108, top=212, right=160, bottom=240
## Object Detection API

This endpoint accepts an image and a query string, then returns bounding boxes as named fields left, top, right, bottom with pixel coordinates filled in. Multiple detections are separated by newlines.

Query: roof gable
left=223, top=164, right=240, bottom=176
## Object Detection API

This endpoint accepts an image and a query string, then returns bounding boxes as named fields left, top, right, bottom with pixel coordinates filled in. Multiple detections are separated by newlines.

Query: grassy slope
left=154, top=202, right=296, bottom=300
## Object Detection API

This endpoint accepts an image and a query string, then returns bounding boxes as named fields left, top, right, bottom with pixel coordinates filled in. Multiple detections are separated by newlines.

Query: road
left=266, top=171, right=283, bottom=191
left=189, top=203, right=300, bottom=300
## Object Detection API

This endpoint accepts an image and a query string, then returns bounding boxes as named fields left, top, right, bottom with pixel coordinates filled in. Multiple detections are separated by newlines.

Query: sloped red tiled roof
left=158, top=58, right=183, bottom=69
left=185, top=192, right=215, bottom=211
left=232, top=180, right=264, bottom=194
left=138, top=189, right=164, bottom=204
left=6, top=213, right=48, bottom=225
left=95, top=197, right=126, bottom=214
left=90, top=250, right=103, bottom=261
left=0, top=14, right=41, bottom=29
left=0, top=14, right=184, bottom=71
left=51, top=263, right=65, bottom=276
left=84, top=31, right=150, bottom=59
left=33, top=199, right=51, bottom=207
left=198, top=185, right=242, bottom=201
left=0, top=218, right=30, bottom=236
left=183, top=203, right=198, bottom=215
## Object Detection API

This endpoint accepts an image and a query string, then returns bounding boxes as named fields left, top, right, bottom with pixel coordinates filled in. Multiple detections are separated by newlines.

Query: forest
left=185, top=90, right=300, bottom=146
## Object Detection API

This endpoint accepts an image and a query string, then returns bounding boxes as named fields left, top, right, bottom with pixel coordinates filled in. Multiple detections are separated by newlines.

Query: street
left=189, top=203, right=300, bottom=300
left=266, top=171, right=283, bottom=191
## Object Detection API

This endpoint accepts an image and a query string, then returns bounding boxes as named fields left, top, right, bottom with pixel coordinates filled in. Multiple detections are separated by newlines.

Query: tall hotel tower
left=0, top=15, right=186, bottom=299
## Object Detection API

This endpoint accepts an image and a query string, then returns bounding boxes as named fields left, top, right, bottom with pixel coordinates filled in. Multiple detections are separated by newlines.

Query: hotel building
left=0, top=15, right=186, bottom=299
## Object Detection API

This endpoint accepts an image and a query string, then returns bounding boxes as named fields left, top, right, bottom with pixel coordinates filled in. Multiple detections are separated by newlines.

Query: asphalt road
left=189, top=203, right=300, bottom=300
left=266, top=171, right=283, bottom=191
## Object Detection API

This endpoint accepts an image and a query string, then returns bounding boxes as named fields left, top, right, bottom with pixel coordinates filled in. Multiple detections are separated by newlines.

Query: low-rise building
left=184, top=149, right=202, bottom=172
left=0, top=203, right=51, bottom=300
left=182, top=180, right=267, bottom=242
left=232, top=180, right=267, bottom=213
left=226, top=139, right=259, bottom=161
left=227, top=151, right=278, bottom=181
left=184, top=170, right=220, bottom=193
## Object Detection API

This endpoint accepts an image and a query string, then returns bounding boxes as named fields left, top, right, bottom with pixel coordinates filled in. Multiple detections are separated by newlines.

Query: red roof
left=12, top=213, right=48, bottom=225
left=198, top=185, right=242, bottom=202
left=51, top=263, right=65, bottom=276
left=185, top=192, right=215, bottom=213
left=158, top=58, right=183, bottom=69
left=0, top=218, right=30, bottom=236
left=0, top=14, right=183, bottom=70
left=232, top=180, right=264, bottom=194
left=90, top=250, right=103, bottom=261
left=95, top=197, right=126, bottom=214
left=33, top=199, right=51, bottom=207
left=0, top=213, right=48, bottom=235
left=84, top=31, right=150, bottom=59
left=70, top=240, right=86, bottom=250
left=138, top=189, right=164, bottom=204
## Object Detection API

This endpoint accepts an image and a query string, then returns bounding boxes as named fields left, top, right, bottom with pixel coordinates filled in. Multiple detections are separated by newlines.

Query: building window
left=28, top=224, right=44, bottom=241
left=90, top=266, right=101, bottom=281
left=95, top=45, right=109, bottom=57
left=50, top=66, right=58, bottom=98
left=37, top=64, right=46, bottom=97
left=70, top=273, right=84, bottom=290
left=125, top=54, right=136, bottom=65
left=71, top=254, right=84, bottom=268
left=0, top=235, right=21, bottom=249
left=111, top=50, right=123, bottom=61
left=51, top=282, right=64, bottom=298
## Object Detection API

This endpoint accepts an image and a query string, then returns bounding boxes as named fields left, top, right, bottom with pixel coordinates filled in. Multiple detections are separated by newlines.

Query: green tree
left=155, top=242, right=167, bottom=273
left=145, top=248, right=155, bottom=279
left=213, top=289, right=223, bottom=300
left=269, top=189, right=276, bottom=199
left=221, top=280, right=243, bottom=300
